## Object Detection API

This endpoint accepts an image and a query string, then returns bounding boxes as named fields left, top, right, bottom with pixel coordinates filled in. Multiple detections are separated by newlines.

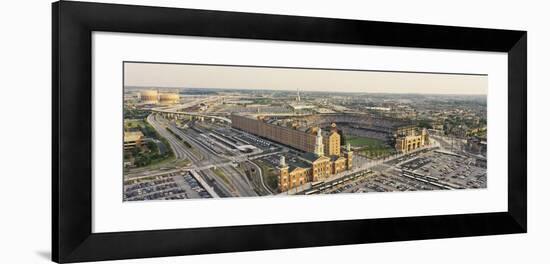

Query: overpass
left=150, top=97, right=231, bottom=123
left=151, top=108, right=231, bottom=123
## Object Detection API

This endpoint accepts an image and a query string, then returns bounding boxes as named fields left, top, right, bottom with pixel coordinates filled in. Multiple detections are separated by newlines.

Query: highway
left=151, top=97, right=231, bottom=123
left=242, top=160, right=274, bottom=195
left=146, top=114, right=188, bottom=160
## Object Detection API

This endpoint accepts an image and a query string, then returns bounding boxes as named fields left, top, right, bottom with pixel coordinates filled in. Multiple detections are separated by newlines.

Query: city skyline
left=124, top=62, right=488, bottom=95
left=123, top=61, right=487, bottom=201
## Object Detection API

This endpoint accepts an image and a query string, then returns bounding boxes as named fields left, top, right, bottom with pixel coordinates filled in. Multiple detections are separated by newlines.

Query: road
left=151, top=97, right=231, bottom=123
left=242, top=160, right=274, bottom=195
left=146, top=114, right=188, bottom=160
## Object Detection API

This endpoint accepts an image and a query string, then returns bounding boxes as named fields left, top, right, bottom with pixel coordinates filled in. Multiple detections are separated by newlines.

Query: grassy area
left=252, top=98, right=272, bottom=105
left=213, top=167, right=232, bottom=187
left=468, top=128, right=487, bottom=138
left=254, top=160, right=279, bottom=192
left=240, top=162, right=270, bottom=196
left=347, top=136, right=383, bottom=147
left=124, top=157, right=190, bottom=174
left=124, top=119, right=145, bottom=130
left=124, top=108, right=150, bottom=120
left=124, top=118, right=175, bottom=169
left=346, top=136, right=395, bottom=159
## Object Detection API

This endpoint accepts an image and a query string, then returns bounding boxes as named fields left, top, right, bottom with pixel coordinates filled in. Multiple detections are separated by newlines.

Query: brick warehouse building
left=230, top=114, right=353, bottom=192
left=231, top=114, right=317, bottom=153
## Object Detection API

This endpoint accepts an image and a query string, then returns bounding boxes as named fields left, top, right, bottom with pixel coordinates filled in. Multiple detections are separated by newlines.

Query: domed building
left=139, top=90, right=158, bottom=104
left=159, top=93, right=180, bottom=105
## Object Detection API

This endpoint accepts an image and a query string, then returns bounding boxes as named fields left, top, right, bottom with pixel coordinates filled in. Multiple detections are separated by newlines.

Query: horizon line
left=124, top=85, right=488, bottom=96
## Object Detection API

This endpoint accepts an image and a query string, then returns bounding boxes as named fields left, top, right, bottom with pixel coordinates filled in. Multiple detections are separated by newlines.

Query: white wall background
left=0, top=0, right=547, bottom=263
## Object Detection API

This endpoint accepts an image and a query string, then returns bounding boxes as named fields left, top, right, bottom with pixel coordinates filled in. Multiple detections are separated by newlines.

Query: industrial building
left=230, top=114, right=341, bottom=156
left=231, top=114, right=317, bottom=154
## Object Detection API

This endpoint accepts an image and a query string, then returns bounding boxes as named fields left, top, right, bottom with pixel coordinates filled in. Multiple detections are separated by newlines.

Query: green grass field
left=124, top=119, right=145, bottom=129
left=346, top=136, right=395, bottom=159
left=213, top=167, right=232, bottom=187
left=254, top=160, right=279, bottom=192
left=347, top=136, right=384, bottom=147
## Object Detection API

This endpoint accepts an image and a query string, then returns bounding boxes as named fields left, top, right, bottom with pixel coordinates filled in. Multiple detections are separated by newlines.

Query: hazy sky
left=124, top=62, right=487, bottom=95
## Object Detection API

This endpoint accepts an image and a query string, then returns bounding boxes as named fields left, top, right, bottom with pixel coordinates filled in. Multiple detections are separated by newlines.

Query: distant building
left=124, top=131, right=144, bottom=151
left=198, top=103, right=209, bottom=111
left=314, top=108, right=336, bottom=114
left=466, top=136, right=487, bottom=155
left=139, top=90, right=159, bottom=104
left=139, top=89, right=180, bottom=105
left=224, top=100, right=254, bottom=105
left=432, top=122, right=444, bottom=130
left=290, top=104, right=316, bottom=111
left=365, top=106, right=391, bottom=111
left=159, top=93, right=180, bottom=105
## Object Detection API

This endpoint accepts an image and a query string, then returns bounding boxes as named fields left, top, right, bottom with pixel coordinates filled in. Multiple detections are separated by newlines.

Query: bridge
left=150, top=97, right=232, bottom=123
left=151, top=108, right=231, bottom=123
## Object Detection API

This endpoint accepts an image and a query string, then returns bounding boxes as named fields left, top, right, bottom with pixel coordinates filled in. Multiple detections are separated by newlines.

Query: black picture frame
left=52, top=1, right=527, bottom=263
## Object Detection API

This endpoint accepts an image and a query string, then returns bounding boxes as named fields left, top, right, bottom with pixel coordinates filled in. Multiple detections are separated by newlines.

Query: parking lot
left=333, top=149, right=487, bottom=194
left=400, top=151, right=486, bottom=189
left=332, top=169, right=441, bottom=194
left=123, top=171, right=212, bottom=201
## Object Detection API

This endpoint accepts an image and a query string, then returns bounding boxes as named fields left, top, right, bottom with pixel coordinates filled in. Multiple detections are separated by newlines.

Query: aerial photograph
left=123, top=62, right=488, bottom=201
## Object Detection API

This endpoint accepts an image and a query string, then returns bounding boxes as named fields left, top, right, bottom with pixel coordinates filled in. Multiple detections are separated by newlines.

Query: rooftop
left=124, top=131, right=144, bottom=142
left=283, top=154, right=313, bottom=171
